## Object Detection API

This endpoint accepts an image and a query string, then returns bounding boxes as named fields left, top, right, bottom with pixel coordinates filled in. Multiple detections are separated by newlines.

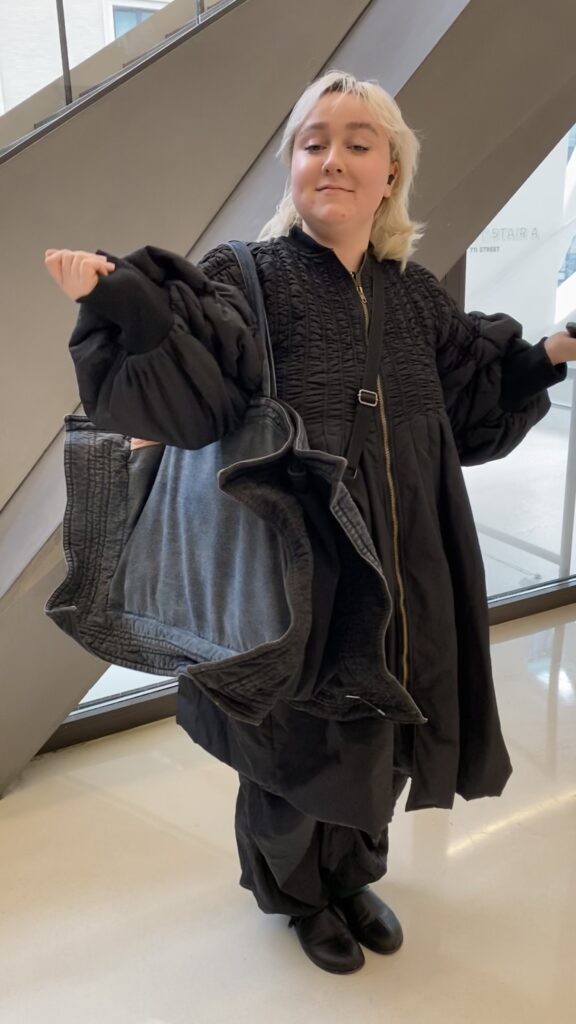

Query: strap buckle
left=358, top=388, right=378, bottom=407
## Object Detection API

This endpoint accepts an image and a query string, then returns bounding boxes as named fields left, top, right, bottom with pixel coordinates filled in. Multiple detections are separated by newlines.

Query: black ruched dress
left=72, top=224, right=566, bottom=837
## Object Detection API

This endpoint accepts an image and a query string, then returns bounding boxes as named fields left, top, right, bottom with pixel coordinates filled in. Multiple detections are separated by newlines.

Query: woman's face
left=290, top=93, right=398, bottom=237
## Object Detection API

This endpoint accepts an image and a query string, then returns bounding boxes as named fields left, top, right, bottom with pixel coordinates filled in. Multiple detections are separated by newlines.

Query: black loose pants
left=232, top=473, right=412, bottom=918
left=234, top=770, right=409, bottom=918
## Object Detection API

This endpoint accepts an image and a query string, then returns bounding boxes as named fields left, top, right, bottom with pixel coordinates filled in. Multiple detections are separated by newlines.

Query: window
left=113, top=6, right=157, bottom=39
left=558, top=235, right=576, bottom=288
left=463, top=121, right=576, bottom=597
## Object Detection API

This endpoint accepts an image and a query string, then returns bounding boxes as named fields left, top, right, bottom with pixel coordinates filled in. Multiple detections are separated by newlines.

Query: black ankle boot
left=332, top=887, right=403, bottom=954
left=289, top=905, right=365, bottom=974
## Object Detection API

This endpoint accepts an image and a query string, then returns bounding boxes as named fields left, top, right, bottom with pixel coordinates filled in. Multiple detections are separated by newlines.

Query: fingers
left=43, top=248, right=116, bottom=298
left=44, top=250, right=64, bottom=286
left=44, top=249, right=115, bottom=271
left=129, top=438, right=163, bottom=450
left=85, top=254, right=116, bottom=275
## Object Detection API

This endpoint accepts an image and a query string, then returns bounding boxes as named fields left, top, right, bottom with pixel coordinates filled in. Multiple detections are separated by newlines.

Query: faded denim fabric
left=45, top=394, right=426, bottom=728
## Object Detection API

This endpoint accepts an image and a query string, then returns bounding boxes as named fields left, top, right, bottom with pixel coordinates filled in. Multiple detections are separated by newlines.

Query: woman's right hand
left=44, top=248, right=116, bottom=301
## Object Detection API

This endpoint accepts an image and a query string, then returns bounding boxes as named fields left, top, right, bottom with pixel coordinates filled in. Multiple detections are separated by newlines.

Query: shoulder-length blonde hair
left=258, top=69, right=426, bottom=272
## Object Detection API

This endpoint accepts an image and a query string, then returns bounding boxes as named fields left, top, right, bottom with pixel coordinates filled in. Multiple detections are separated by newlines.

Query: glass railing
left=0, top=0, right=234, bottom=160
left=463, top=120, right=576, bottom=598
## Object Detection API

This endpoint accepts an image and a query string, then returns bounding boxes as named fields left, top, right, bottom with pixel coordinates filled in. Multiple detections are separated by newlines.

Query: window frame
left=101, top=0, right=170, bottom=45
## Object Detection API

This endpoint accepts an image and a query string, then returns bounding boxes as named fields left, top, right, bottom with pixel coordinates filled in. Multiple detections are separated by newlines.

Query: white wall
left=0, top=1, right=63, bottom=111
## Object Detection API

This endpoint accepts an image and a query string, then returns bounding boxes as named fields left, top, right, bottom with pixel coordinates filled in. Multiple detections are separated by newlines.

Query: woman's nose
left=322, top=149, right=344, bottom=173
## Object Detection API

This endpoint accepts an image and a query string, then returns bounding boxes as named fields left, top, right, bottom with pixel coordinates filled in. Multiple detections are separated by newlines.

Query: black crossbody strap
left=226, top=239, right=381, bottom=477
left=344, top=281, right=386, bottom=478
left=226, top=240, right=277, bottom=399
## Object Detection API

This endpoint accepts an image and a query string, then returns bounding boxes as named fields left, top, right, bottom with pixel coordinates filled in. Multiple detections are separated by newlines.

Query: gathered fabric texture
left=54, top=224, right=566, bottom=829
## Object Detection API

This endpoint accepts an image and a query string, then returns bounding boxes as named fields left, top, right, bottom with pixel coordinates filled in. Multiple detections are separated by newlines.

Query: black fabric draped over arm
left=409, top=263, right=567, bottom=466
left=67, top=245, right=262, bottom=450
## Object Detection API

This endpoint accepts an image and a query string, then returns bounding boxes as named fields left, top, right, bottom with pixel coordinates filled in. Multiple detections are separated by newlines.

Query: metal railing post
left=55, top=0, right=73, bottom=105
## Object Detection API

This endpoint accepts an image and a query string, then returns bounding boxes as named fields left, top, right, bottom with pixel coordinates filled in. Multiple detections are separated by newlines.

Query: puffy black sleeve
left=197, top=242, right=247, bottom=289
left=408, top=262, right=567, bottom=466
left=68, top=244, right=262, bottom=449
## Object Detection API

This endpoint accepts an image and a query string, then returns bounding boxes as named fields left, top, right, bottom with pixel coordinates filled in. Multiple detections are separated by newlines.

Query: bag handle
left=226, top=240, right=277, bottom=399
left=226, top=239, right=384, bottom=481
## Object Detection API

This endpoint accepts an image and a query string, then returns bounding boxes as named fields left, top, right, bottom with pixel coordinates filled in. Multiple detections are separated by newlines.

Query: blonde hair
left=258, top=69, right=426, bottom=272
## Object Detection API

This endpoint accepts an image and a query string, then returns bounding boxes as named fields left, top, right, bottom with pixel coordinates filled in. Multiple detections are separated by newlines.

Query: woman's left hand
left=544, top=326, right=576, bottom=364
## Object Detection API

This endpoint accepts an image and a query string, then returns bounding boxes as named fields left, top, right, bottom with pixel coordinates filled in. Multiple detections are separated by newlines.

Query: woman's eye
left=303, top=143, right=369, bottom=153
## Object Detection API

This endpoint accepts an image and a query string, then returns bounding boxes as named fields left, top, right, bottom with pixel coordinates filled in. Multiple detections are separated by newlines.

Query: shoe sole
left=299, top=947, right=366, bottom=974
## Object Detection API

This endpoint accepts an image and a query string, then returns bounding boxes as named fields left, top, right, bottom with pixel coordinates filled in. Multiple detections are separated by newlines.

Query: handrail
left=0, top=0, right=243, bottom=164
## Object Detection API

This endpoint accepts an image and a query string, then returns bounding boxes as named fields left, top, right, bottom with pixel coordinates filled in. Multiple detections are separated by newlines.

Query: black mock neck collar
left=286, top=224, right=374, bottom=269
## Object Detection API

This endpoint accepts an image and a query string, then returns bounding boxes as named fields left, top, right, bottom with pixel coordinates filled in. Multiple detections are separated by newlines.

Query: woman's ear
left=383, top=162, right=399, bottom=198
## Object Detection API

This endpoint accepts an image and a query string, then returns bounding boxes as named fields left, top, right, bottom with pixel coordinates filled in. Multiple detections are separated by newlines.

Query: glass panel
left=0, top=0, right=237, bottom=157
left=64, top=0, right=172, bottom=70
left=79, top=666, right=174, bottom=705
left=464, top=120, right=576, bottom=597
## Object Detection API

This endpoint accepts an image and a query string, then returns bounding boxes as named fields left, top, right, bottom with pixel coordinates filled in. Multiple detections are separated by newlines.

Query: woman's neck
left=300, top=221, right=369, bottom=274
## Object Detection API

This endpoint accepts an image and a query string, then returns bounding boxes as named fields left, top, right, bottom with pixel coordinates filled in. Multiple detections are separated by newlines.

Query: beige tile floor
left=1, top=607, right=575, bottom=1024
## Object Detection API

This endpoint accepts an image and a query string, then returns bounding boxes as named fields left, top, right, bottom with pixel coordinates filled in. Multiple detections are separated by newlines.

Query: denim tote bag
left=46, top=244, right=421, bottom=726
left=45, top=242, right=317, bottom=724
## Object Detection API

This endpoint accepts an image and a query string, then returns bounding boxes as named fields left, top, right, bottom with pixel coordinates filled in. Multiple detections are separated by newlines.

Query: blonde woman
left=45, top=70, right=573, bottom=975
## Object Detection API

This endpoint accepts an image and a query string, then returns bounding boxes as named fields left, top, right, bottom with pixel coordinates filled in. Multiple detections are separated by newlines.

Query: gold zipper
left=351, top=270, right=410, bottom=689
